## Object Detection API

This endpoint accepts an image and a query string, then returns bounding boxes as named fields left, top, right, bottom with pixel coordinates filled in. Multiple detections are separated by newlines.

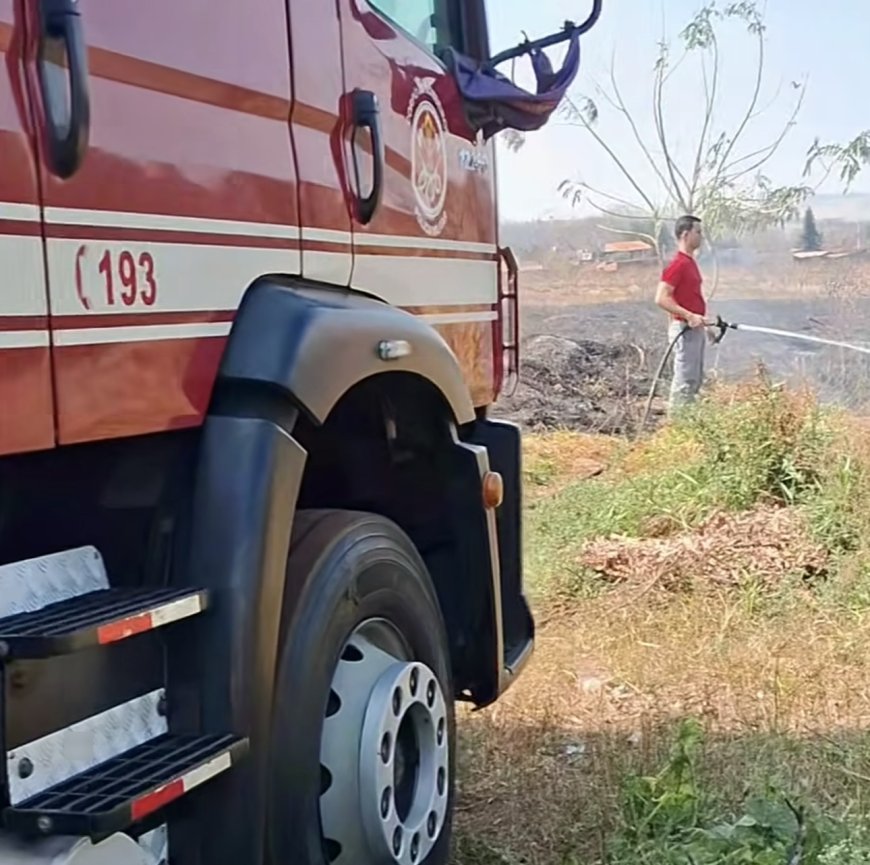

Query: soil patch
left=497, top=334, right=659, bottom=434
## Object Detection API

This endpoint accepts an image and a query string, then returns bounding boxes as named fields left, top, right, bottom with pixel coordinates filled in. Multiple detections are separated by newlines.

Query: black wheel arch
left=218, top=276, right=475, bottom=427
left=210, top=274, right=508, bottom=709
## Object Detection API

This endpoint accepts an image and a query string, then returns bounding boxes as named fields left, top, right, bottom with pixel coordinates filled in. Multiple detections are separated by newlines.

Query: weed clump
left=609, top=719, right=861, bottom=865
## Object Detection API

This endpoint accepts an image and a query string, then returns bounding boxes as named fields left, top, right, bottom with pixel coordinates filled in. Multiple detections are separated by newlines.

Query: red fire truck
left=0, top=1, right=599, bottom=863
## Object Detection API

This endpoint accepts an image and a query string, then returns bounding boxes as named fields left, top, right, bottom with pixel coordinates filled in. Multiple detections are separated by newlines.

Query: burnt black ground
left=495, top=296, right=870, bottom=433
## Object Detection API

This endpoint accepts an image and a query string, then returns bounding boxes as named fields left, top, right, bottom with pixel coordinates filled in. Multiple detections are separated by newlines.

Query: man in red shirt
left=655, top=214, right=709, bottom=410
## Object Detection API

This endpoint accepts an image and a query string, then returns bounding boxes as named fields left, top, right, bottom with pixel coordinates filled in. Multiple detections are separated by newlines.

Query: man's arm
left=655, top=281, right=705, bottom=328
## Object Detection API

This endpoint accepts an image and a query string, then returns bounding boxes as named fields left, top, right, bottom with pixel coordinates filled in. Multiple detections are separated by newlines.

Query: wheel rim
left=320, top=621, right=449, bottom=864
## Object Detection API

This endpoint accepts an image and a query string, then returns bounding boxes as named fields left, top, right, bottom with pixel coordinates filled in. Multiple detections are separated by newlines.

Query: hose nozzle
left=709, top=314, right=736, bottom=345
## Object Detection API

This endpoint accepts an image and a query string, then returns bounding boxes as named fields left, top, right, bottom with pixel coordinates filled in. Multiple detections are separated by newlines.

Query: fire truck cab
left=0, top=0, right=598, bottom=862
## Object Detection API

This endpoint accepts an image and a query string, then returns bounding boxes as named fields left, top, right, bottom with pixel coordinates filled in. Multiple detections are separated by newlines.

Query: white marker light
left=377, top=339, right=412, bottom=361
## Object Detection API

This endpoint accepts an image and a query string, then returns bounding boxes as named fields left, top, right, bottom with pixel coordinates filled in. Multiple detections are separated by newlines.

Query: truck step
left=0, top=587, right=209, bottom=659
left=3, top=733, right=247, bottom=838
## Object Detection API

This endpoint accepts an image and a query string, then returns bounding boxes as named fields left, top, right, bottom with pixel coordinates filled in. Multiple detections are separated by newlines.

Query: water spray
left=637, top=316, right=870, bottom=436
left=709, top=316, right=870, bottom=356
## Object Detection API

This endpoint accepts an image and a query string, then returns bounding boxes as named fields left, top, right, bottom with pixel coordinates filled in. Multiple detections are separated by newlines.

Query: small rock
left=578, top=675, right=605, bottom=695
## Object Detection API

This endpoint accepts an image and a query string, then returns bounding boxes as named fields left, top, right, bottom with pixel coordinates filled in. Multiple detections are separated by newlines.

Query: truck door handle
left=350, top=89, right=383, bottom=225
left=37, top=0, right=90, bottom=179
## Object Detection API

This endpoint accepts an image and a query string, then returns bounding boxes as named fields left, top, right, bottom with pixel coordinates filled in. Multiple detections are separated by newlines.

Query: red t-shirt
left=661, top=252, right=705, bottom=319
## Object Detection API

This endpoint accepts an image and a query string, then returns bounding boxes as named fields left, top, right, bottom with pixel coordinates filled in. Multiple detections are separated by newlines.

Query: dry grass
left=523, top=430, right=619, bottom=501
left=451, top=407, right=870, bottom=864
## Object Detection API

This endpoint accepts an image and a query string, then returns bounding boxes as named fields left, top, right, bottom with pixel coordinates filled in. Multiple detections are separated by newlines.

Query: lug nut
left=380, top=732, right=392, bottom=764
left=17, top=757, right=33, bottom=779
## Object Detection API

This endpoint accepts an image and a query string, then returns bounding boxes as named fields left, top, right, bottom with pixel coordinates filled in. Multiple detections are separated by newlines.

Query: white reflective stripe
left=7, top=689, right=166, bottom=805
left=149, top=593, right=204, bottom=628
left=302, top=225, right=496, bottom=254
left=0, top=237, right=50, bottom=316
left=181, top=751, right=233, bottom=793
left=354, top=233, right=496, bottom=254
left=302, top=249, right=352, bottom=285
left=301, top=227, right=352, bottom=244
left=0, top=331, right=50, bottom=349
left=45, top=240, right=300, bottom=316
left=43, top=209, right=494, bottom=253
left=0, top=202, right=40, bottom=222
left=353, top=255, right=497, bottom=306
left=54, top=321, right=232, bottom=346
left=0, top=203, right=493, bottom=249
left=0, top=204, right=498, bottom=332
left=418, top=311, right=497, bottom=325
left=11, top=309, right=493, bottom=350
left=44, top=207, right=302, bottom=239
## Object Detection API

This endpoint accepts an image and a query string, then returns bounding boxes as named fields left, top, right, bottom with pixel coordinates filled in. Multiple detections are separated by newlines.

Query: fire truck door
left=286, top=1, right=354, bottom=285
left=337, top=0, right=500, bottom=406
left=0, top=1, right=55, bottom=456
left=25, top=0, right=301, bottom=445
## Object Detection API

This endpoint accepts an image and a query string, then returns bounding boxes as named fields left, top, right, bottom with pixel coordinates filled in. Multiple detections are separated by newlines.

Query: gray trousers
left=668, top=321, right=705, bottom=410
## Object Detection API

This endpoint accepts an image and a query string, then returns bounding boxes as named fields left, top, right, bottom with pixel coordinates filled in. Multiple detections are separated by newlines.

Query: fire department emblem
left=408, top=79, right=448, bottom=236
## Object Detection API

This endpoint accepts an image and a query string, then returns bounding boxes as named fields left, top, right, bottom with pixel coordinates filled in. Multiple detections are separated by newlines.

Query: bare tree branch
left=713, top=16, right=765, bottom=180
left=571, top=180, right=650, bottom=213
left=689, top=37, right=719, bottom=210
left=606, top=53, right=677, bottom=202
left=653, top=46, right=690, bottom=212
left=722, top=83, right=806, bottom=182
left=584, top=197, right=651, bottom=222
left=562, top=95, right=661, bottom=214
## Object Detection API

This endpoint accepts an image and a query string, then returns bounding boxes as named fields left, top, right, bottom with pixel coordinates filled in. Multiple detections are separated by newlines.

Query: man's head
left=675, top=215, right=702, bottom=253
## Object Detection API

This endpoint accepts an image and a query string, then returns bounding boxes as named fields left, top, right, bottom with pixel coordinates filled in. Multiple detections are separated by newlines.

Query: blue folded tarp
left=442, top=33, right=581, bottom=139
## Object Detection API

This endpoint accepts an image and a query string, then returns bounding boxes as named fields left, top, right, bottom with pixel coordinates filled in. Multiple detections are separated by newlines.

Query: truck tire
left=267, top=509, right=455, bottom=865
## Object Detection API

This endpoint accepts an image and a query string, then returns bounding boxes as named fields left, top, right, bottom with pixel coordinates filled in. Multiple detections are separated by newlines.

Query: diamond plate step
left=0, top=587, right=209, bottom=659
left=2, top=733, right=248, bottom=838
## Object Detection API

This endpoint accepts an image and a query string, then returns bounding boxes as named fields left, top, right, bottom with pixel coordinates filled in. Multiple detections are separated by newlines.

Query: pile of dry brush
left=578, top=505, right=829, bottom=592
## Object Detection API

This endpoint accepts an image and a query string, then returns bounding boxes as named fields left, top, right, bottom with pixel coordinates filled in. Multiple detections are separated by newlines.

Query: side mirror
left=489, top=0, right=602, bottom=67
left=443, top=0, right=602, bottom=140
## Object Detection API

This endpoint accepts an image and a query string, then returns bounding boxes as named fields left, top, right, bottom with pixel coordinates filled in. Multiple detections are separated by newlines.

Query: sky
left=484, top=0, right=870, bottom=222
